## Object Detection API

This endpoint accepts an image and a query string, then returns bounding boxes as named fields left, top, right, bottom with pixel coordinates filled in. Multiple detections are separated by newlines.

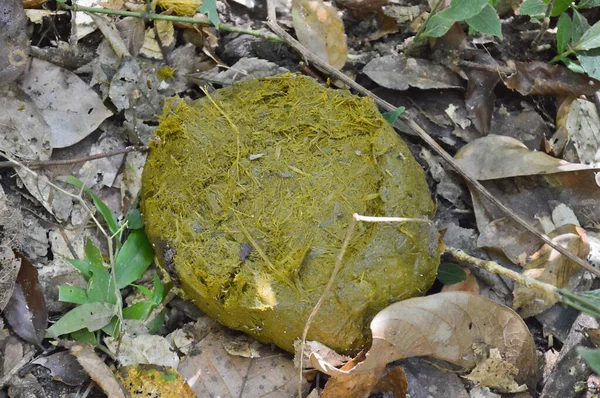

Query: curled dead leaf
left=513, top=224, right=589, bottom=318
left=506, top=61, right=600, bottom=96
left=311, top=292, right=537, bottom=397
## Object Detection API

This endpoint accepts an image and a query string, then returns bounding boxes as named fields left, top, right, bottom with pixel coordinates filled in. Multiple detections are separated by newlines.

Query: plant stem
left=405, top=0, right=444, bottom=56
left=532, top=0, right=555, bottom=48
left=56, top=0, right=284, bottom=43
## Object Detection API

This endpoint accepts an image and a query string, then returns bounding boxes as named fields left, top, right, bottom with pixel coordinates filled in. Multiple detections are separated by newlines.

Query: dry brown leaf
left=513, top=224, right=589, bottom=318
left=548, top=96, right=576, bottom=157
left=464, top=53, right=500, bottom=135
left=506, top=61, right=600, bottom=96
left=455, top=135, right=596, bottom=181
left=178, top=330, right=307, bottom=397
left=69, top=343, right=127, bottom=398
left=291, top=0, right=347, bottom=70
left=311, top=292, right=536, bottom=397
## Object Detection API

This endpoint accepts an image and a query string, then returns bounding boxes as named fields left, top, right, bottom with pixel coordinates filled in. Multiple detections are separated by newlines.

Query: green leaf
left=58, top=285, right=88, bottom=304
left=87, top=264, right=117, bottom=304
left=114, top=230, right=154, bottom=289
left=152, top=274, right=164, bottom=305
left=577, top=49, right=600, bottom=79
left=562, top=58, right=586, bottom=74
left=556, top=13, right=573, bottom=54
left=199, top=0, right=219, bottom=27
left=65, top=176, right=120, bottom=236
left=437, top=263, right=468, bottom=284
left=572, top=9, right=590, bottom=43
left=382, top=107, right=405, bottom=126
left=125, top=208, right=143, bottom=229
left=46, top=302, right=115, bottom=338
left=132, top=284, right=154, bottom=300
left=550, top=0, right=571, bottom=17
left=68, top=259, right=92, bottom=280
left=102, top=316, right=120, bottom=337
left=71, top=328, right=97, bottom=346
left=123, top=301, right=154, bottom=320
left=518, top=0, right=546, bottom=17
left=578, top=347, right=600, bottom=374
left=574, top=20, right=600, bottom=51
left=579, top=0, right=600, bottom=9
left=146, top=309, right=166, bottom=334
left=466, top=4, right=503, bottom=39
left=423, top=0, right=489, bottom=37
left=85, top=239, right=103, bottom=268
left=583, top=289, right=600, bottom=300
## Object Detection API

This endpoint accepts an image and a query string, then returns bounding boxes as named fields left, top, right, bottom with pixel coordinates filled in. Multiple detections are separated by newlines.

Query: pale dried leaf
left=464, top=348, right=527, bottom=393
left=291, top=0, right=347, bottom=70
left=72, top=0, right=103, bottom=40
left=294, top=340, right=351, bottom=369
left=562, top=99, right=600, bottom=164
left=178, top=330, right=306, bottom=397
left=513, top=225, right=589, bottom=318
left=70, top=343, right=127, bottom=398
left=140, top=21, right=175, bottom=60
left=19, top=58, right=113, bottom=148
left=0, top=247, right=20, bottom=312
left=88, top=12, right=130, bottom=58
left=311, top=292, right=536, bottom=397
left=455, top=135, right=596, bottom=180
left=105, top=333, right=179, bottom=368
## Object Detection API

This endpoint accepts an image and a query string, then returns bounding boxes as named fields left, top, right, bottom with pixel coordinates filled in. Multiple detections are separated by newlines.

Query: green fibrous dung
left=141, top=74, right=441, bottom=354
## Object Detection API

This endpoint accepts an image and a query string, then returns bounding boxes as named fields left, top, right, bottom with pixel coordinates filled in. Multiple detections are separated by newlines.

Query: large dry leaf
left=363, top=54, right=463, bottom=91
left=311, top=292, right=536, bottom=397
left=19, top=58, right=113, bottom=148
left=178, top=330, right=306, bottom=397
left=3, top=252, right=47, bottom=346
left=513, top=225, right=589, bottom=318
left=292, top=0, right=347, bottom=70
left=506, top=61, right=600, bottom=96
left=454, top=135, right=600, bottom=263
left=455, top=135, right=596, bottom=180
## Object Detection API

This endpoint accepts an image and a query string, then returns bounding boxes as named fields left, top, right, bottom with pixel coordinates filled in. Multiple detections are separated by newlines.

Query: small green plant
left=46, top=177, right=171, bottom=346
left=421, top=0, right=502, bottom=40
left=520, top=0, right=600, bottom=79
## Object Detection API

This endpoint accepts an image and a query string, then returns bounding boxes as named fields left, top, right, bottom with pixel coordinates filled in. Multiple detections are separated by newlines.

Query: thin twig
left=446, top=247, right=560, bottom=299
left=531, top=0, right=555, bottom=48
left=56, top=0, right=283, bottom=43
left=264, top=0, right=600, bottom=279
left=0, top=146, right=148, bottom=169
left=298, top=214, right=357, bottom=398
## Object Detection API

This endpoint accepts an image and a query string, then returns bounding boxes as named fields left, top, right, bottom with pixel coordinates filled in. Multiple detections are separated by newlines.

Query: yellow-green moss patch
left=141, top=74, right=440, bottom=354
